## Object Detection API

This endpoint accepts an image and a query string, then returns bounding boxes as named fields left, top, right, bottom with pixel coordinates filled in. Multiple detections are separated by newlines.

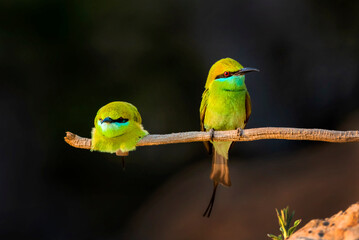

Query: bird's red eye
left=224, top=71, right=230, bottom=77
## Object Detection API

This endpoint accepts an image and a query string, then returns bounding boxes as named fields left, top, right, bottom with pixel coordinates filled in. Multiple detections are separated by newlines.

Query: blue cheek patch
left=100, top=120, right=130, bottom=132
left=113, top=121, right=130, bottom=128
left=215, top=76, right=245, bottom=87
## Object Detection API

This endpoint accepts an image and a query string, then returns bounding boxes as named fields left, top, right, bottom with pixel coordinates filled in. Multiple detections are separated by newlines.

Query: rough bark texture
left=64, top=128, right=359, bottom=150
left=289, top=203, right=359, bottom=240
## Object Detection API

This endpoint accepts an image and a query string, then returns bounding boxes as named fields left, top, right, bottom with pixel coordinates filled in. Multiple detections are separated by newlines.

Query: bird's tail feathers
left=210, top=149, right=231, bottom=187
left=203, top=181, right=218, bottom=217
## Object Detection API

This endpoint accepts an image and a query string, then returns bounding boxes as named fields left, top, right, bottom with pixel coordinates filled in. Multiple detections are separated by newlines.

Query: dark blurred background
left=0, top=0, right=358, bottom=239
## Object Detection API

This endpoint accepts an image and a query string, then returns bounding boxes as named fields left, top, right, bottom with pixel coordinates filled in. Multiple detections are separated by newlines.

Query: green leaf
left=277, top=214, right=285, bottom=229
left=288, top=219, right=301, bottom=236
left=287, top=211, right=294, bottom=229
left=281, top=208, right=286, bottom=222
left=276, top=209, right=283, bottom=226
left=288, top=227, right=296, bottom=236
left=293, top=219, right=301, bottom=227
left=267, top=233, right=279, bottom=240
left=267, top=234, right=283, bottom=240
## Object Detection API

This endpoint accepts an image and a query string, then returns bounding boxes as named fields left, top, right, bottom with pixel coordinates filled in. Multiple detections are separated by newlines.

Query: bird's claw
left=236, top=128, right=243, bottom=140
left=209, top=128, right=215, bottom=141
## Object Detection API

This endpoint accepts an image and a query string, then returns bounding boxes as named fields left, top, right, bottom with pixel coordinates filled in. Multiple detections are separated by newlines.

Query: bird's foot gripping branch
left=64, top=127, right=359, bottom=151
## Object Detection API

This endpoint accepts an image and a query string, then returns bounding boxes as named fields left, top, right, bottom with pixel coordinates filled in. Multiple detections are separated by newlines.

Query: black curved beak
left=234, top=67, right=260, bottom=76
left=101, top=117, right=112, bottom=124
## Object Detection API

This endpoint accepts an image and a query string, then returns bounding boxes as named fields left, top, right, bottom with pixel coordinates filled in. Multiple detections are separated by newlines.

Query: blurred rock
left=289, top=202, right=359, bottom=240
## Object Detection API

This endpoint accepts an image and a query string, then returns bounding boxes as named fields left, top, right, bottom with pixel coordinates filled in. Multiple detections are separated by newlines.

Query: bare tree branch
left=64, top=127, right=359, bottom=150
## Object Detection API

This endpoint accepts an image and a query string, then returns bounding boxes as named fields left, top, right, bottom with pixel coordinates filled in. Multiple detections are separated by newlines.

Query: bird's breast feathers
left=204, top=87, right=248, bottom=131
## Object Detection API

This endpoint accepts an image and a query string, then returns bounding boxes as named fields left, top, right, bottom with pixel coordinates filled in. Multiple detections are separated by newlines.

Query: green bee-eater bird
left=200, top=58, right=259, bottom=217
left=91, top=101, right=148, bottom=155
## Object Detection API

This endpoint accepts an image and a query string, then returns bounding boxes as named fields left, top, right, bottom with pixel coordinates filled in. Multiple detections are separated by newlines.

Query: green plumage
left=200, top=58, right=257, bottom=217
left=200, top=58, right=252, bottom=186
left=91, top=101, right=148, bottom=153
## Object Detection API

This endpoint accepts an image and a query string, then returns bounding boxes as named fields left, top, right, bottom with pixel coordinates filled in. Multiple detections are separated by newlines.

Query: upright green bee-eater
left=200, top=58, right=259, bottom=217
left=91, top=101, right=148, bottom=154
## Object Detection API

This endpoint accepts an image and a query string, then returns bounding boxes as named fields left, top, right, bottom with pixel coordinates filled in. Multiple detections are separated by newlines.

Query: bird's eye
left=113, top=117, right=129, bottom=123
left=224, top=71, right=230, bottom=77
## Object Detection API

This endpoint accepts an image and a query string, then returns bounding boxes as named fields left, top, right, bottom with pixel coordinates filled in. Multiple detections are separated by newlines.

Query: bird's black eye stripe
left=113, top=117, right=129, bottom=123
left=215, top=72, right=234, bottom=79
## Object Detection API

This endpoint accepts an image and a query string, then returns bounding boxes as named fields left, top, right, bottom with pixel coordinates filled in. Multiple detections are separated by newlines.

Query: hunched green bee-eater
left=200, top=58, right=259, bottom=217
left=91, top=101, right=148, bottom=154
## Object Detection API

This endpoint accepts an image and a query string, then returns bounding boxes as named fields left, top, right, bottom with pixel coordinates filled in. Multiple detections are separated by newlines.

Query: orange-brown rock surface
left=289, top=203, right=359, bottom=240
